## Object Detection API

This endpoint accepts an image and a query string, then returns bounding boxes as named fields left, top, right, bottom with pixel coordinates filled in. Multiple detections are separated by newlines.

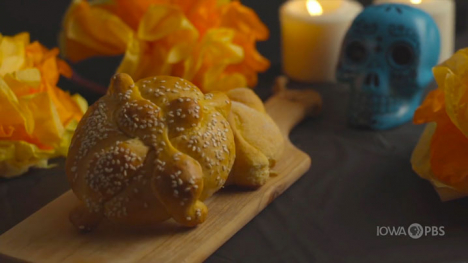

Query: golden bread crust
left=66, top=73, right=235, bottom=230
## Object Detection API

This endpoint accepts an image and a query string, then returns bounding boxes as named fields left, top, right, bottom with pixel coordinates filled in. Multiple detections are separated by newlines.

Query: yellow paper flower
left=412, top=48, right=468, bottom=197
left=0, top=32, right=88, bottom=178
left=60, top=0, right=270, bottom=92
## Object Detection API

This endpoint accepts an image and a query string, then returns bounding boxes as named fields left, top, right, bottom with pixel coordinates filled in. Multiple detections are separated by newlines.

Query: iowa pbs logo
left=377, top=223, right=445, bottom=239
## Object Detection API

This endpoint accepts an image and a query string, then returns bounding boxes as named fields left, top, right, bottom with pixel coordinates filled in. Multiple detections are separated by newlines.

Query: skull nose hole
left=365, top=74, right=372, bottom=86
left=365, top=73, right=380, bottom=88
left=374, top=74, right=380, bottom=87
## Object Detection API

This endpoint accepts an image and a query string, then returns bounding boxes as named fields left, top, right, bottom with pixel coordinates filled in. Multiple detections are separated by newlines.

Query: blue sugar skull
left=336, top=4, right=440, bottom=130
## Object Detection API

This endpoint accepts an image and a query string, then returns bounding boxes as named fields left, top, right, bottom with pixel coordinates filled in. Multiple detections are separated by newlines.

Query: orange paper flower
left=60, top=0, right=270, bottom=92
left=412, top=48, right=468, bottom=194
left=0, top=32, right=88, bottom=177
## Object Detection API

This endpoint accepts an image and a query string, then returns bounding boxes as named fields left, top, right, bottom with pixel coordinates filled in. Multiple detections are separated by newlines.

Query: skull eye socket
left=346, top=41, right=367, bottom=64
left=389, top=43, right=414, bottom=67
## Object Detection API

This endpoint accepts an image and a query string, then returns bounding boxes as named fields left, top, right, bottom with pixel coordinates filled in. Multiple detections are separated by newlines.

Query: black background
left=0, top=0, right=467, bottom=102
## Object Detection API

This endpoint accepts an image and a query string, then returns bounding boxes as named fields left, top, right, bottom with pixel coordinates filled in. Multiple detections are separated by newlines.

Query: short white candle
left=373, top=0, right=455, bottom=62
left=280, top=0, right=363, bottom=83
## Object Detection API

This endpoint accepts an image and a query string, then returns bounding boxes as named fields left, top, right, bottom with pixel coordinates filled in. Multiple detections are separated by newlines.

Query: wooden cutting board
left=0, top=82, right=321, bottom=263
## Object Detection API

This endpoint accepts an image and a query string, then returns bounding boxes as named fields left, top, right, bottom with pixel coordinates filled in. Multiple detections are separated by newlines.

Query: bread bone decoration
left=66, top=74, right=284, bottom=231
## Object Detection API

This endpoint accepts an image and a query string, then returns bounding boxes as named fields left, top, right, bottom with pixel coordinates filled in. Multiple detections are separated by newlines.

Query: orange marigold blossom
left=60, top=0, right=270, bottom=92
left=0, top=32, right=88, bottom=178
left=412, top=48, right=468, bottom=193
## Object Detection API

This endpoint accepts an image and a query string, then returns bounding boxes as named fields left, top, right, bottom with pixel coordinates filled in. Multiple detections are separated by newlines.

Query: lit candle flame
left=306, top=0, right=323, bottom=16
left=410, top=0, right=422, bottom=4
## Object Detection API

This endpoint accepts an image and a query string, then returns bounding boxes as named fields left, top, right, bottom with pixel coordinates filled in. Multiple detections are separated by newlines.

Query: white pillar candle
left=373, top=0, right=455, bottom=62
left=280, top=0, right=363, bottom=83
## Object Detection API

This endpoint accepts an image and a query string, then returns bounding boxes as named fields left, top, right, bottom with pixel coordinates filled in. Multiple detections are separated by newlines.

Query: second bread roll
left=226, top=88, right=284, bottom=187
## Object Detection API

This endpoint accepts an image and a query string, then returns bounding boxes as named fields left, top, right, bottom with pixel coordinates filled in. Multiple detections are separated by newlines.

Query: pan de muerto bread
left=66, top=73, right=235, bottom=231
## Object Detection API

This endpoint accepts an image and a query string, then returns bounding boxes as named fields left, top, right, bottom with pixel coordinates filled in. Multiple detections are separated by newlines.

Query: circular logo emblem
left=408, top=223, right=423, bottom=239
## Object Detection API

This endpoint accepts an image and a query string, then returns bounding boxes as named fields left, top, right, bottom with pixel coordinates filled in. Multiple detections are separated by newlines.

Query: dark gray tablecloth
left=208, top=74, right=468, bottom=263
left=2, top=0, right=468, bottom=262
